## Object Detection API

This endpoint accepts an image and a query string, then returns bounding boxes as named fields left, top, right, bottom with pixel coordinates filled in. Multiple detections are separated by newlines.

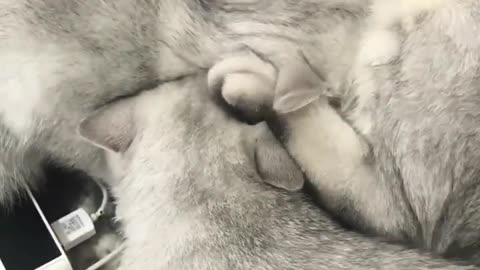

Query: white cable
left=51, top=177, right=108, bottom=250
left=90, top=177, right=109, bottom=222
left=85, top=243, right=126, bottom=270
left=49, top=176, right=119, bottom=268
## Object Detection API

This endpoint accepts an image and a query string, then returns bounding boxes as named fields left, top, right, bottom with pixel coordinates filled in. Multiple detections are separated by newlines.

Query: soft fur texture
left=212, top=0, right=480, bottom=265
left=358, top=0, right=447, bottom=67
left=79, top=74, right=472, bottom=270
left=0, top=0, right=368, bottom=205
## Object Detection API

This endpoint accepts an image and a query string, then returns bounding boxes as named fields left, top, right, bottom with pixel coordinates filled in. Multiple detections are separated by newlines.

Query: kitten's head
left=76, top=79, right=192, bottom=184
left=77, top=77, right=304, bottom=191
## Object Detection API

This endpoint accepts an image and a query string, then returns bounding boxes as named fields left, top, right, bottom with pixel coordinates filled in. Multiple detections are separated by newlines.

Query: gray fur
left=0, top=0, right=366, bottom=206
left=353, top=1, right=480, bottom=260
left=0, top=0, right=367, bottom=205
left=80, top=74, right=472, bottom=270
left=304, top=1, right=480, bottom=262
left=216, top=0, right=480, bottom=265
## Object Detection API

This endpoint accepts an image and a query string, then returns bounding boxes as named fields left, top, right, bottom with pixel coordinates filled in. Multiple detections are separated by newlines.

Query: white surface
left=0, top=258, right=6, bottom=270
left=36, top=257, right=72, bottom=270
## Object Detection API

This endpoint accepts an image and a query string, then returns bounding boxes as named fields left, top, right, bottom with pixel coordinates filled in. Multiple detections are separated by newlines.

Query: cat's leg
left=268, top=98, right=407, bottom=238
left=208, top=50, right=326, bottom=122
left=0, top=123, right=44, bottom=206
left=208, top=52, right=406, bottom=236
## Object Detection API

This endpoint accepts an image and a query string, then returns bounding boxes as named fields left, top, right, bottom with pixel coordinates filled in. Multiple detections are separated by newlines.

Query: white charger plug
left=50, top=178, right=124, bottom=270
left=51, top=208, right=96, bottom=251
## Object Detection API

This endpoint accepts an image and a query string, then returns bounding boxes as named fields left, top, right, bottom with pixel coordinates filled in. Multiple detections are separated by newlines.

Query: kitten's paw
left=208, top=51, right=277, bottom=123
left=358, top=29, right=401, bottom=67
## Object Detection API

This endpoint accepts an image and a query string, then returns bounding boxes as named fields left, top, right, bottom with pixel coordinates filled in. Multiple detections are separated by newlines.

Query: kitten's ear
left=78, top=99, right=136, bottom=153
left=273, top=88, right=321, bottom=114
left=254, top=123, right=304, bottom=191
left=273, top=61, right=324, bottom=114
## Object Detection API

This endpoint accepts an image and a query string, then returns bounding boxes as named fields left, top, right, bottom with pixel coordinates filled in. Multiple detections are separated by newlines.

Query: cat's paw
left=358, top=29, right=401, bottom=67
left=208, top=51, right=277, bottom=123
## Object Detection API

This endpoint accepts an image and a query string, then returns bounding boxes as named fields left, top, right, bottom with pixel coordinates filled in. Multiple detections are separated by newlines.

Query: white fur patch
left=351, top=0, right=450, bottom=135
left=360, top=0, right=449, bottom=67
left=0, top=46, right=62, bottom=136
left=370, top=0, right=448, bottom=27
left=358, top=29, right=401, bottom=67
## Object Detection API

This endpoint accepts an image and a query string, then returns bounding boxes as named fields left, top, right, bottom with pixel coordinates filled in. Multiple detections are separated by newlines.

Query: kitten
left=77, top=73, right=471, bottom=270
left=212, top=0, right=480, bottom=265
left=0, top=0, right=368, bottom=205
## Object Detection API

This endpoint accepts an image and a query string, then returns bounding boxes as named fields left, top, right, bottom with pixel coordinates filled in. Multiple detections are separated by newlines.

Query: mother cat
left=213, top=0, right=480, bottom=265
left=0, top=0, right=367, bottom=203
